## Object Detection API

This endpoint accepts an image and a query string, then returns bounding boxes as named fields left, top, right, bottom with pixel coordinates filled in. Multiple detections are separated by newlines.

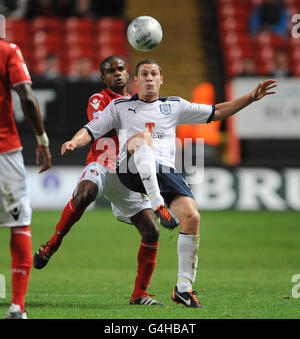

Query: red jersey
left=0, top=40, right=32, bottom=154
left=85, top=88, right=130, bottom=170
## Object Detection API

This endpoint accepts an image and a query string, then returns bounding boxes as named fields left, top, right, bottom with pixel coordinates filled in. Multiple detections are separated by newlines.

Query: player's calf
left=10, top=227, right=32, bottom=314
left=127, top=131, right=152, bottom=154
left=33, top=196, right=86, bottom=270
left=132, top=209, right=160, bottom=243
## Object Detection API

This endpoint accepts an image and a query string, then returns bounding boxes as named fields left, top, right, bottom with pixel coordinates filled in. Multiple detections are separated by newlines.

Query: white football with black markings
left=127, top=16, right=163, bottom=51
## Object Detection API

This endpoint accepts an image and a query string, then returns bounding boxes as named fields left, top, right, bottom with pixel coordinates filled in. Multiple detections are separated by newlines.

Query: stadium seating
left=5, top=19, right=28, bottom=55
left=63, top=17, right=93, bottom=34
left=95, top=17, right=126, bottom=34
left=215, top=0, right=299, bottom=78
left=5, top=16, right=129, bottom=76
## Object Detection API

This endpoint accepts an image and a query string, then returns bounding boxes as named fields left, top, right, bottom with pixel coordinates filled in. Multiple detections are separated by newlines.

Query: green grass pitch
left=0, top=209, right=299, bottom=319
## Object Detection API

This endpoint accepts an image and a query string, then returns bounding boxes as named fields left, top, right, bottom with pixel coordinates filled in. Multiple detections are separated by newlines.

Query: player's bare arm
left=61, top=128, right=92, bottom=156
left=213, top=79, right=277, bottom=121
left=14, top=83, right=51, bottom=173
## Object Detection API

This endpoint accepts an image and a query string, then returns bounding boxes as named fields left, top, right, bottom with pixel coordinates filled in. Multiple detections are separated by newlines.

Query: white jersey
left=85, top=94, right=215, bottom=168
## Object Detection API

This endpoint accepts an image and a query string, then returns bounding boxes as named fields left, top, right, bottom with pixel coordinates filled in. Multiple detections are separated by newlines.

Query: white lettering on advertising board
left=229, top=78, right=300, bottom=139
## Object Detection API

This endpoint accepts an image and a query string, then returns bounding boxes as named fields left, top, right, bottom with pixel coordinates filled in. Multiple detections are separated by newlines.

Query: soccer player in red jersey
left=0, top=27, right=51, bottom=318
left=34, top=56, right=163, bottom=306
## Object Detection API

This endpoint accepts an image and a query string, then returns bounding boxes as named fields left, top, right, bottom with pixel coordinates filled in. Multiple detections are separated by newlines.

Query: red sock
left=49, top=198, right=85, bottom=250
left=10, top=226, right=32, bottom=313
left=132, top=241, right=159, bottom=299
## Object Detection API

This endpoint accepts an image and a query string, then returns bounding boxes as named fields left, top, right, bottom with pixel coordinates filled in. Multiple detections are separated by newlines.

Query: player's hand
left=61, top=140, right=77, bottom=156
left=36, top=145, right=52, bottom=173
left=250, top=79, right=277, bottom=101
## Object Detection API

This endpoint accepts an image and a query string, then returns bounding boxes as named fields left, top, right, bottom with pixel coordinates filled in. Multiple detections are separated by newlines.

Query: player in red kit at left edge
left=0, top=16, right=51, bottom=319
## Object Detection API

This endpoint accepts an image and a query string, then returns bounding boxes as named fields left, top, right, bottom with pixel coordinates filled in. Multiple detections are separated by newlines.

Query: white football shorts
left=75, top=162, right=152, bottom=224
left=0, top=150, right=32, bottom=228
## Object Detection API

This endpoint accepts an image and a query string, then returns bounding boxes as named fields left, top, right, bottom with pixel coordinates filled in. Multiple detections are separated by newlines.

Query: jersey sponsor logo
left=160, top=103, right=171, bottom=115
left=90, top=98, right=101, bottom=110
left=128, top=107, right=138, bottom=114
left=145, top=122, right=155, bottom=132
left=152, top=132, right=165, bottom=139
left=145, top=122, right=165, bottom=139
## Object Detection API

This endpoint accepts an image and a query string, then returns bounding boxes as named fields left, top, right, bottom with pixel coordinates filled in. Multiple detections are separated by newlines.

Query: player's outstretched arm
left=61, top=128, right=91, bottom=156
left=213, top=79, right=277, bottom=121
left=14, top=83, right=51, bottom=173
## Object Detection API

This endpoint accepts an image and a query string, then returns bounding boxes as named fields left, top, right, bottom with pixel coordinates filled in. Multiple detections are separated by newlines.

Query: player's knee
left=143, top=222, right=160, bottom=243
left=132, top=210, right=160, bottom=243
left=188, top=211, right=200, bottom=227
left=128, top=131, right=152, bottom=153
left=182, top=210, right=200, bottom=234
left=136, top=131, right=151, bottom=141
left=74, top=186, right=97, bottom=209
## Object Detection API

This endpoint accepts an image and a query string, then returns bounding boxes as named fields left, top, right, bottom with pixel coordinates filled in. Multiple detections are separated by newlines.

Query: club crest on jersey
left=90, top=169, right=99, bottom=176
left=160, top=104, right=171, bottom=115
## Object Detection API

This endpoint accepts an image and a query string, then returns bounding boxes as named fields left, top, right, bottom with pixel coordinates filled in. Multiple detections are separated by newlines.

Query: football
left=127, top=16, right=163, bottom=51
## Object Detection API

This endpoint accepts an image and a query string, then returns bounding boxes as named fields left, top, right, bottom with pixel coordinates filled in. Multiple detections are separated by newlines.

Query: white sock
left=133, top=144, right=164, bottom=210
left=176, top=233, right=200, bottom=292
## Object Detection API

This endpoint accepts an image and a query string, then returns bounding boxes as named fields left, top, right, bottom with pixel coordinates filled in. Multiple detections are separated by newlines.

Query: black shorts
left=116, top=151, right=195, bottom=206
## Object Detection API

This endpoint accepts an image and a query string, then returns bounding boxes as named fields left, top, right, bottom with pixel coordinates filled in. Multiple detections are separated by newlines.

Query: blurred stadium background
left=1, top=0, right=298, bottom=211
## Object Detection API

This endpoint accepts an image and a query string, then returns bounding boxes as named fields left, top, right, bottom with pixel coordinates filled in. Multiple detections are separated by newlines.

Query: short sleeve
left=178, top=98, right=215, bottom=125
left=86, top=93, right=108, bottom=121
left=84, top=100, right=119, bottom=142
left=7, top=44, right=31, bottom=88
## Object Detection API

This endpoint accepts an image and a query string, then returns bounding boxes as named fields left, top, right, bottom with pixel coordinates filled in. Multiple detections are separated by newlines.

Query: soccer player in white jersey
left=61, top=59, right=277, bottom=308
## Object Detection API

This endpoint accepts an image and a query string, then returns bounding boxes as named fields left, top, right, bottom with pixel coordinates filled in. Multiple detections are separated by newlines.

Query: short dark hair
left=135, top=59, right=162, bottom=76
left=100, top=56, right=126, bottom=75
